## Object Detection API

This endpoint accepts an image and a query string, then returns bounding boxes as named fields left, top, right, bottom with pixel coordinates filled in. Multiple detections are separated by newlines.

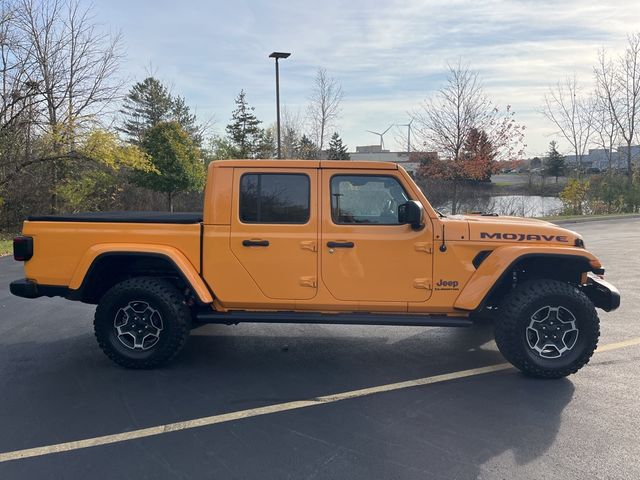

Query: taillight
left=13, top=236, right=33, bottom=261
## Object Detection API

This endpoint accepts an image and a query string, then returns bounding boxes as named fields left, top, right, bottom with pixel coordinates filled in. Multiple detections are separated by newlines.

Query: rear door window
left=240, top=173, right=310, bottom=224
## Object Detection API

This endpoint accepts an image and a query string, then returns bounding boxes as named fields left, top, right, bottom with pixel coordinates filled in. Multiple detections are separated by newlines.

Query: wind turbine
left=366, top=124, right=394, bottom=150
left=397, top=119, right=413, bottom=154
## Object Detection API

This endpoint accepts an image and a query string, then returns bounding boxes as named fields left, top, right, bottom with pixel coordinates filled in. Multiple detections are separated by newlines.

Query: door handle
left=242, top=239, right=269, bottom=247
left=327, top=241, right=354, bottom=248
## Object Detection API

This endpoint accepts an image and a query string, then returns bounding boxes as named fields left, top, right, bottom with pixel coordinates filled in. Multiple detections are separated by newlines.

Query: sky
left=92, top=0, right=640, bottom=157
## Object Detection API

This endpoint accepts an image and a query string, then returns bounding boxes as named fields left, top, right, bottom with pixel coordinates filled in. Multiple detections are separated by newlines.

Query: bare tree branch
left=14, top=0, right=123, bottom=135
left=307, top=68, right=342, bottom=151
left=0, top=0, right=124, bottom=213
left=594, top=33, right=640, bottom=177
left=542, top=74, right=595, bottom=174
left=413, top=60, right=524, bottom=163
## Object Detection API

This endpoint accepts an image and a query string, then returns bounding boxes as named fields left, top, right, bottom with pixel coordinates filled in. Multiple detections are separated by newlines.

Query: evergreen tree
left=207, top=135, right=236, bottom=161
left=133, top=121, right=205, bottom=211
left=461, top=128, right=495, bottom=182
left=298, top=134, right=319, bottom=160
left=327, top=132, right=350, bottom=160
left=119, top=77, right=173, bottom=143
left=281, top=126, right=301, bottom=159
left=545, top=141, right=566, bottom=183
left=119, top=77, right=202, bottom=145
left=225, top=90, right=264, bottom=158
left=171, top=95, right=203, bottom=145
left=530, top=157, right=542, bottom=169
left=255, top=128, right=276, bottom=159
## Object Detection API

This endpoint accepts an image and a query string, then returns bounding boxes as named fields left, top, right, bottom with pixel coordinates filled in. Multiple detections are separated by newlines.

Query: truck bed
left=27, top=211, right=203, bottom=224
left=21, top=214, right=203, bottom=288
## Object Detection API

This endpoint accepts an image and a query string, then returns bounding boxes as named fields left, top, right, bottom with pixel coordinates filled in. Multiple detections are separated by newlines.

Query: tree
left=14, top=0, right=122, bottom=134
left=594, top=34, right=640, bottom=179
left=560, top=179, right=590, bottom=215
left=307, top=68, right=343, bottom=151
left=413, top=61, right=524, bottom=165
left=171, top=94, right=203, bottom=145
left=0, top=2, right=41, bottom=139
left=417, top=129, right=497, bottom=212
left=225, top=90, right=263, bottom=158
left=255, top=128, right=275, bottom=159
left=544, top=141, right=566, bottom=183
left=530, top=157, right=543, bottom=169
left=206, top=135, right=236, bottom=160
left=299, top=134, right=319, bottom=159
left=413, top=61, right=488, bottom=166
left=592, top=91, right=620, bottom=175
left=55, top=130, right=152, bottom=211
left=4, top=0, right=123, bottom=212
left=119, top=77, right=203, bottom=145
left=412, top=61, right=524, bottom=213
left=119, top=77, right=173, bottom=143
left=280, top=125, right=300, bottom=159
left=134, top=122, right=205, bottom=212
left=542, top=75, right=594, bottom=174
left=461, top=128, right=495, bottom=182
left=279, top=106, right=304, bottom=159
left=327, top=132, right=349, bottom=160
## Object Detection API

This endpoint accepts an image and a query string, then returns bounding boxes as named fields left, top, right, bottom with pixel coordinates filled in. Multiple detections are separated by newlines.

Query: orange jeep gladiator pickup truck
left=10, top=160, right=620, bottom=377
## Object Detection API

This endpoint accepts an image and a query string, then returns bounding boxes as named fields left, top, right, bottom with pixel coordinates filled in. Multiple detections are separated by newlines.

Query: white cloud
left=93, top=0, right=640, bottom=155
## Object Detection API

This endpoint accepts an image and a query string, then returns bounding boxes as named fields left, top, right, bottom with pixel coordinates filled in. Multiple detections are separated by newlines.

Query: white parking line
left=1, top=337, right=639, bottom=464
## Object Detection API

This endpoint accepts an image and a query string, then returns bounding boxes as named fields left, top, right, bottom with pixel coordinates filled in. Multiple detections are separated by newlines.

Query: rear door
left=230, top=167, right=318, bottom=300
left=320, top=170, right=433, bottom=303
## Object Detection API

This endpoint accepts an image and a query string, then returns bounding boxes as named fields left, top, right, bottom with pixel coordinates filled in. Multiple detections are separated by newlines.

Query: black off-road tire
left=94, top=277, right=191, bottom=369
left=495, top=279, right=599, bottom=379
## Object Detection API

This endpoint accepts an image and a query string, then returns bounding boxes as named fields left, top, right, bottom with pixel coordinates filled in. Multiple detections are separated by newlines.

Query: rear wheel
left=494, top=279, right=599, bottom=378
left=94, top=277, right=191, bottom=369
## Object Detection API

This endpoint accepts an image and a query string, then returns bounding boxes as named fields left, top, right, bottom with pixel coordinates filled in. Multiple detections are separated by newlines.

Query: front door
left=230, top=168, right=318, bottom=300
left=320, top=170, right=433, bottom=303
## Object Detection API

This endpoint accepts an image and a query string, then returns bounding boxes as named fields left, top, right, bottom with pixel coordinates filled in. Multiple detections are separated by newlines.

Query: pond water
left=485, top=195, right=563, bottom=217
left=440, top=195, right=563, bottom=218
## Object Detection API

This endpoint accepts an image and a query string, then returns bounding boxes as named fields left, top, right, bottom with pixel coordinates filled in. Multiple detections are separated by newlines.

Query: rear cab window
left=239, top=173, right=310, bottom=224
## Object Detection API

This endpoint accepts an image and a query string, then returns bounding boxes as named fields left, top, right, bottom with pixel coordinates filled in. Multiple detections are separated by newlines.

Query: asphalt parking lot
left=1, top=218, right=639, bottom=479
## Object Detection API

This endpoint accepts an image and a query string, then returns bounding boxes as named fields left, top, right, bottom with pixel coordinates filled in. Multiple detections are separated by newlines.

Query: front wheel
left=494, top=279, right=600, bottom=378
left=94, top=277, right=191, bottom=369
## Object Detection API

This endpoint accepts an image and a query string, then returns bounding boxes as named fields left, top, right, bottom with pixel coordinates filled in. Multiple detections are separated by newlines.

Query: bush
left=560, top=174, right=640, bottom=215
left=559, top=179, right=590, bottom=215
left=586, top=175, right=640, bottom=214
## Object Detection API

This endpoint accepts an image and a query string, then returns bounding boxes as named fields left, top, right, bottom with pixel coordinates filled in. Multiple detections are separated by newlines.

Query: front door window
left=330, top=175, right=409, bottom=225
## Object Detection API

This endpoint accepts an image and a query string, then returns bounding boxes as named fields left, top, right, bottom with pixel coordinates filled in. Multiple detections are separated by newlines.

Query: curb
left=551, top=214, right=640, bottom=225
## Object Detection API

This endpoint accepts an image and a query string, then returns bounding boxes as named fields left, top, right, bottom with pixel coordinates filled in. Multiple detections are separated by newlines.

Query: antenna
left=366, top=124, right=394, bottom=150
left=397, top=119, right=413, bottom=154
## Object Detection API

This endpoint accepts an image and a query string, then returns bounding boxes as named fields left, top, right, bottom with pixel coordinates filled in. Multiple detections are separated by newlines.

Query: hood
left=458, top=214, right=584, bottom=247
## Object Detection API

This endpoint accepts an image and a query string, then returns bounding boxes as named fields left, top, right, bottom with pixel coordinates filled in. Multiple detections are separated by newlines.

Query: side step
left=196, top=310, right=472, bottom=327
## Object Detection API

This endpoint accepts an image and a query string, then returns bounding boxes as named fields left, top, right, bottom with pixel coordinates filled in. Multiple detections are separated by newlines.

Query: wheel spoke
left=526, top=306, right=579, bottom=359
left=114, top=301, right=163, bottom=351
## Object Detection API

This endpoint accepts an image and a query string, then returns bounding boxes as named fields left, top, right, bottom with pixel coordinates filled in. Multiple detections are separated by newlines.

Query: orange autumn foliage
left=417, top=128, right=497, bottom=182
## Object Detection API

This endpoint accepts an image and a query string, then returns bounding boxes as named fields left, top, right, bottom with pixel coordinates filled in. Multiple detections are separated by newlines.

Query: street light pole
left=269, top=52, right=290, bottom=159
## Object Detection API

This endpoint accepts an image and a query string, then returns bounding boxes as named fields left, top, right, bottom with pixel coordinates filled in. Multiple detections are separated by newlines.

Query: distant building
left=562, top=145, right=639, bottom=170
left=563, top=154, right=592, bottom=168
left=586, top=149, right=610, bottom=170
left=347, top=145, right=435, bottom=174
left=616, top=145, right=640, bottom=169
left=355, top=145, right=390, bottom=154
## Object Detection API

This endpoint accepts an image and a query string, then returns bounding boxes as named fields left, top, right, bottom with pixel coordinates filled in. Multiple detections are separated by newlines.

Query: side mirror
left=398, top=200, right=425, bottom=230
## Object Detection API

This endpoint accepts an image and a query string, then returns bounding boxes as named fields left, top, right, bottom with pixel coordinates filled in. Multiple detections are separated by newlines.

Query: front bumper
left=582, top=273, right=621, bottom=312
left=10, top=279, right=69, bottom=299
